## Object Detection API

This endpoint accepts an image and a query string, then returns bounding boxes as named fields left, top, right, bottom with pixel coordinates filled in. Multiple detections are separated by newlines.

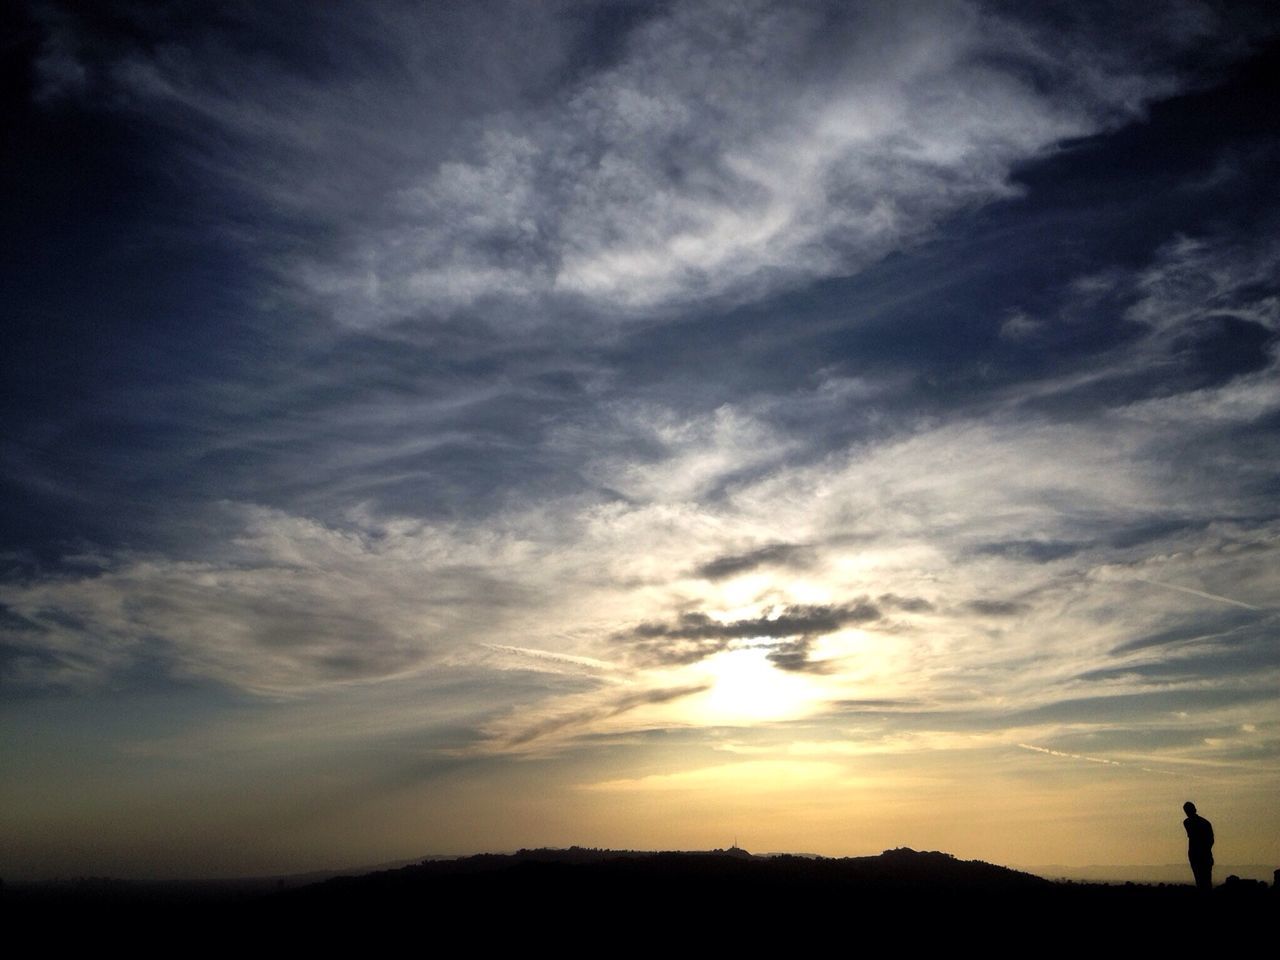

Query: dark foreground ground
left=6, top=847, right=1274, bottom=949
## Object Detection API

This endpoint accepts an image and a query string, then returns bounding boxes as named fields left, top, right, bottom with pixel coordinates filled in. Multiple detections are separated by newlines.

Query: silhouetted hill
left=298, top=845, right=1050, bottom=899
left=6, top=846, right=1274, bottom=949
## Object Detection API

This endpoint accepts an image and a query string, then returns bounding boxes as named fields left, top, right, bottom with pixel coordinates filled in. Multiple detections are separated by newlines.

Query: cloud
left=1010, top=232, right=1280, bottom=421
left=999, top=309, right=1044, bottom=341
left=1131, top=578, right=1264, bottom=611
left=1107, top=607, right=1267, bottom=655
left=479, top=644, right=618, bottom=675
left=583, top=759, right=846, bottom=792
left=972, top=540, right=1087, bottom=564
left=1011, top=687, right=1279, bottom=726
left=61, top=1, right=1215, bottom=326
left=30, top=5, right=89, bottom=102
left=323, top=0, right=1190, bottom=322
left=8, top=0, right=1280, bottom=883
left=6, top=4, right=1278, bottom=782
left=0, top=504, right=540, bottom=694
left=1016, top=743, right=1121, bottom=767
left=963, top=599, right=1027, bottom=617
left=694, top=543, right=813, bottom=580
left=490, top=682, right=712, bottom=748
left=876, top=594, right=935, bottom=613
left=763, top=637, right=838, bottom=675
left=616, top=600, right=882, bottom=670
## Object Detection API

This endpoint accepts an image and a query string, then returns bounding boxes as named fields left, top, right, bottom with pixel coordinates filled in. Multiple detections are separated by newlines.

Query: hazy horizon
left=3, top=0, right=1279, bottom=881
left=8, top=838, right=1278, bottom=887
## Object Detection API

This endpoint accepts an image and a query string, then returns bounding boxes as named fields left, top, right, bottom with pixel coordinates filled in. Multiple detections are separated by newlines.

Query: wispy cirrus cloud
left=49, top=0, right=1226, bottom=326
left=4, top=226, right=1278, bottom=715
left=293, top=0, right=1200, bottom=323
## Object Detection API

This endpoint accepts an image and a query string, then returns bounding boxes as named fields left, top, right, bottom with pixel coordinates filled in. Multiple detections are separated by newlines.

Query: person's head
left=1183, top=801, right=1197, bottom=816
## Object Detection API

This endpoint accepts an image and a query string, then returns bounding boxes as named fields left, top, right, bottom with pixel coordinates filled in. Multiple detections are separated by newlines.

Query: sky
left=2, top=0, right=1279, bottom=881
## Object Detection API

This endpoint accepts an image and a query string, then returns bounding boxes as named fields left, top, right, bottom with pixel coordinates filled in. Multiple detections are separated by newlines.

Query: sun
left=693, top=647, right=823, bottom=724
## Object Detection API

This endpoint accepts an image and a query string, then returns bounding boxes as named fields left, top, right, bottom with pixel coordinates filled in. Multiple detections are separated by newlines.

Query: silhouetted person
left=1182, top=801, right=1214, bottom=891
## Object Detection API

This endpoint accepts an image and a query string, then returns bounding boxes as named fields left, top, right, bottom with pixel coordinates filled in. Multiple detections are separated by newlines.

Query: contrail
left=1016, top=743, right=1120, bottom=766
left=1134, top=578, right=1261, bottom=610
left=484, top=644, right=617, bottom=671
left=1016, top=743, right=1214, bottom=781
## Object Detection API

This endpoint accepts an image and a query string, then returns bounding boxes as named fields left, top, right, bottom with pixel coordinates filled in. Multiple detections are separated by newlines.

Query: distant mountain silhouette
left=272, top=844, right=1058, bottom=932
left=6, top=845, right=1273, bottom=949
left=300, top=845, right=1051, bottom=896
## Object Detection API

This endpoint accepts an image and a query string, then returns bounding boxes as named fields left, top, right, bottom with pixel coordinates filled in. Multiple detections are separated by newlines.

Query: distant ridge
left=297, top=844, right=1052, bottom=900
left=7, top=845, right=1274, bottom=948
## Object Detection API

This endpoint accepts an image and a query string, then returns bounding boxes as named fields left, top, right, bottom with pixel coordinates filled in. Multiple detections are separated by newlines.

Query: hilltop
left=6, top=845, right=1272, bottom=949
left=295, top=844, right=1051, bottom=902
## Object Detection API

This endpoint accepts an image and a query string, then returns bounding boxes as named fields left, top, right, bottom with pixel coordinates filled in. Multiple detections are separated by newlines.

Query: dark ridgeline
left=5, top=846, right=1275, bottom=949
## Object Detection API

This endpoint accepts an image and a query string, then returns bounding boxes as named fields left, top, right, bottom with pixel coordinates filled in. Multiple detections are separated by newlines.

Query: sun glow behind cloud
left=693, top=647, right=826, bottom=724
